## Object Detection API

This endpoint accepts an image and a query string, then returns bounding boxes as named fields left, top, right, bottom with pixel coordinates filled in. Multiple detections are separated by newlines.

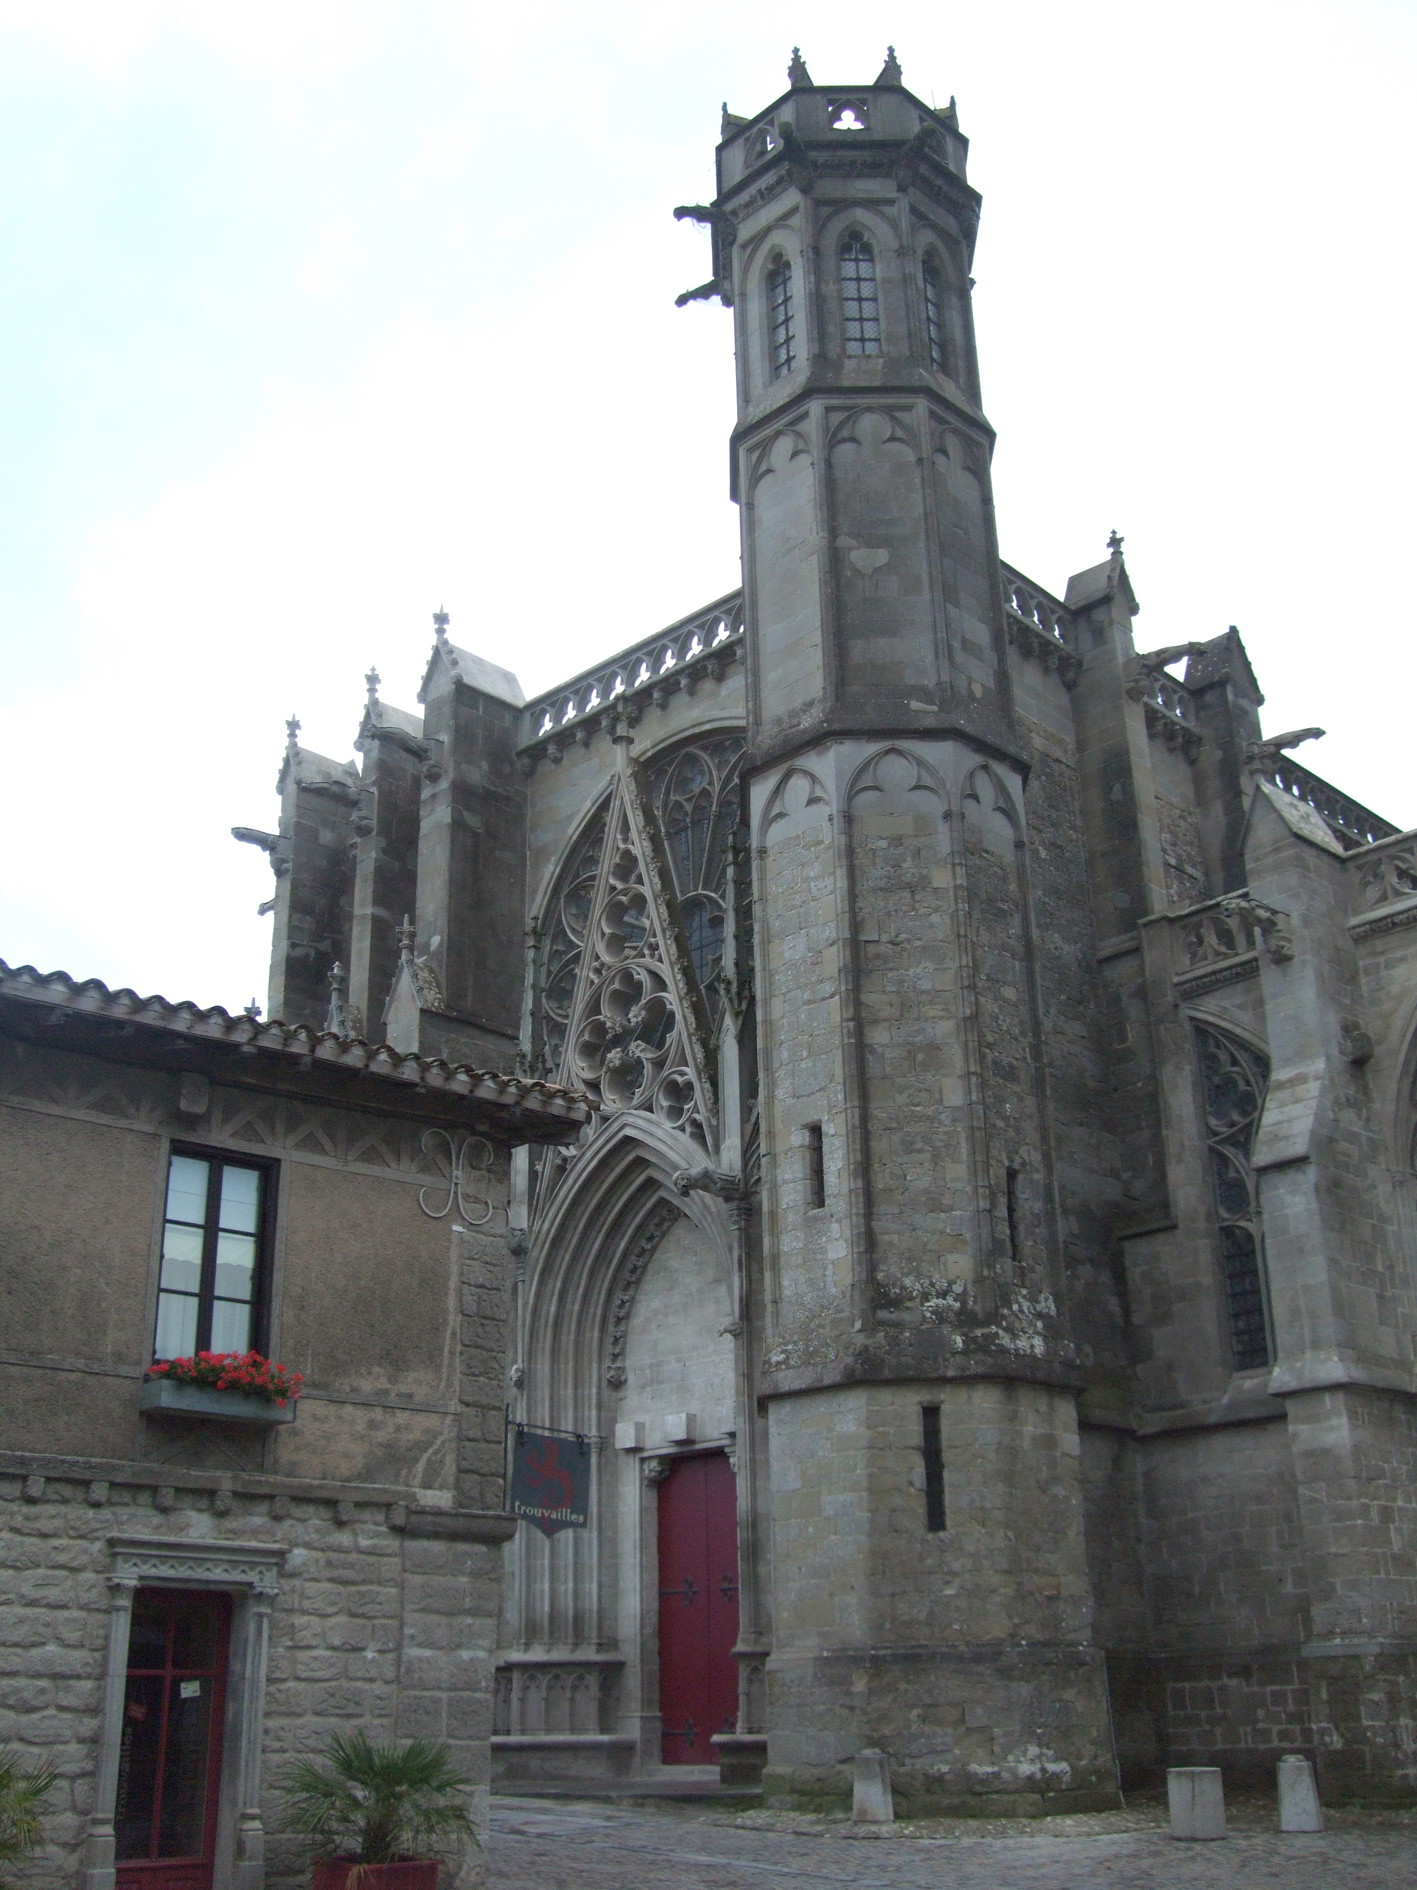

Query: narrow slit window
left=840, top=233, right=881, bottom=356
left=1005, top=1165, right=1020, bottom=1268
left=806, top=1122, right=825, bottom=1209
left=922, top=256, right=947, bottom=372
left=767, top=257, right=795, bottom=378
left=921, top=1405, right=946, bottom=1532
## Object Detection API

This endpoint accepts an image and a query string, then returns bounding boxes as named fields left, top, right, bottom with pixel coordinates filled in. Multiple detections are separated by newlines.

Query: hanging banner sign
left=509, top=1426, right=592, bottom=1537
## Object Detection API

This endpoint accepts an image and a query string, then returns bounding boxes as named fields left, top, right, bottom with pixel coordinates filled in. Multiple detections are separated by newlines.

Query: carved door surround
left=82, top=1537, right=284, bottom=1890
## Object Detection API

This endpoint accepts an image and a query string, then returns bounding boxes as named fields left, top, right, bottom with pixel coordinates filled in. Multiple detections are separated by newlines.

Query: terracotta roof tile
left=0, top=958, right=592, bottom=1137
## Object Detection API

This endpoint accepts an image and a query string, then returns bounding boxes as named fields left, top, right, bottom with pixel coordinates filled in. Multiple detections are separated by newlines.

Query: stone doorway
left=656, top=1452, right=739, bottom=1764
left=114, top=1588, right=230, bottom=1890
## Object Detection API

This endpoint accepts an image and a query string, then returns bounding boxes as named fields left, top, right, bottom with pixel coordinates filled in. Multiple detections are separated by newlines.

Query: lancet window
left=766, top=257, right=795, bottom=378
left=647, top=735, right=744, bottom=1016
left=922, top=255, right=947, bottom=373
left=1194, top=1023, right=1272, bottom=1371
left=540, top=808, right=610, bottom=1075
left=840, top=233, right=882, bottom=356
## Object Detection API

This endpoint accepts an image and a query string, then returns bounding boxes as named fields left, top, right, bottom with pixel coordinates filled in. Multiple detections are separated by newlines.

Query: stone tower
left=712, top=52, right=1120, bottom=1805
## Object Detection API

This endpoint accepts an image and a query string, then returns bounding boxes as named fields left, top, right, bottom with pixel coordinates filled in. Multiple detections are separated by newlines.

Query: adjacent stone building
left=0, top=962, right=586, bottom=1886
left=5, top=47, right=1416, bottom=1883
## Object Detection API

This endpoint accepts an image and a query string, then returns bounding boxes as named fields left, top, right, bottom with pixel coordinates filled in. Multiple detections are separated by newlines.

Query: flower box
left=311, top=1861, right=438, bottom=1890
left=139, top=1379, right=297, bottom=1426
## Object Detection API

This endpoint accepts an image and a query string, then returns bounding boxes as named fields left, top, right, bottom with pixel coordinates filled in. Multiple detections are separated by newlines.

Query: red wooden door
left=657, top=1451, right=739, bottom=1764
left=115, top=1589, right=230, bottom=1890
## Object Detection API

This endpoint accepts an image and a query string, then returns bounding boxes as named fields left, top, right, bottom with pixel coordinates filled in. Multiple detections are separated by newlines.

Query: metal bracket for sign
left=505, top=1418, right=605, bottom=1448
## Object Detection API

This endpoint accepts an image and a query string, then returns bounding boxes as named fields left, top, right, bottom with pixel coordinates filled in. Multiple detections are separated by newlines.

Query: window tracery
left=648, top=736, right=744, bottom=1019
left=840, top=233, right=881, bottom=356
left=1194, top=1023, right=1272, bottom=1371
left=535, top=735, right=745, bottom=1143
left=541, top=809, right=609, bottom=1073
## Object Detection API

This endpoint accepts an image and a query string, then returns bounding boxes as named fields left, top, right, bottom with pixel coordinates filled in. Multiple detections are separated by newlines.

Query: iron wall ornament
left=417, top=1129, right=499, bottom=1225
left=1194, top=1023, right=1272, bottom=1370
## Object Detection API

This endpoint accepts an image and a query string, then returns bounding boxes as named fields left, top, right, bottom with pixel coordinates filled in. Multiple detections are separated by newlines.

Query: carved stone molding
left=605, top=1200, right=682, bottom=1389
left=1356, top=839, right=1417, bottom=913
left=1349, top=894, right=1417, bottom=944
left=108, top=1533, right=285, bottom=1596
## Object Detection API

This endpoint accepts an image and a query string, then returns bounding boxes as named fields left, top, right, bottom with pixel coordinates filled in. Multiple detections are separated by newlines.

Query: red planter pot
left=312, top=1861, right=439, bottom=1890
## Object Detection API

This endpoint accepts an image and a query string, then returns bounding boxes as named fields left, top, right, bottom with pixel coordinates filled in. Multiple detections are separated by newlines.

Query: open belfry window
left=766, top=256, right=795, bottom=377
left=155, top=1151, right=271, bottom=1359
left=839, top=232, right=881, bottom=355
left=922, top=254, right=947, bottom=372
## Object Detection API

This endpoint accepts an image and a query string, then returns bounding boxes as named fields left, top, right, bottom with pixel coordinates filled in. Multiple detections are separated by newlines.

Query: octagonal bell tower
left=684, top=50, right=1120, bottom=1814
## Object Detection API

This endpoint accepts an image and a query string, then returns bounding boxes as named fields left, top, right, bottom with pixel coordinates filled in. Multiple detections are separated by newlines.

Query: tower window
left=805, top=1122, right=825, bottom=1209
left=839, top=233, right=881, bottom=356
left=767, top=257, right=795, bottom=378
left=922, top=255, right=947, bottom=372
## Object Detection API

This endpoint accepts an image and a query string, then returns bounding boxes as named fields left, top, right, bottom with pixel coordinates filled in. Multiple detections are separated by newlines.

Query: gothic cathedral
left=243, top=52, right=1417, bottom=1809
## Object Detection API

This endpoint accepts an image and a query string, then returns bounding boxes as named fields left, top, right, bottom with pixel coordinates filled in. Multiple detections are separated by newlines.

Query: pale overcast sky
left=2, top=1, right=1413, bottom=1013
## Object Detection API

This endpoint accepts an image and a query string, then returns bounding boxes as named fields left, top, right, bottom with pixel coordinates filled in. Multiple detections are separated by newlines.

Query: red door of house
left=115, top=1589, right=231, bottom=1890
left=657, top=1451, right=739, bottom=1764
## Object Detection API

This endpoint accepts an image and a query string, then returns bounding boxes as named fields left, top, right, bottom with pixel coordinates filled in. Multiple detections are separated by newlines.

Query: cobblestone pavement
left=487, top=1793, right=1417, bottom=1890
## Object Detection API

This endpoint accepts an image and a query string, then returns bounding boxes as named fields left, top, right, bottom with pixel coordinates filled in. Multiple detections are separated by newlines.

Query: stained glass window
left=1194, top=1024, right=1272, bottom=1370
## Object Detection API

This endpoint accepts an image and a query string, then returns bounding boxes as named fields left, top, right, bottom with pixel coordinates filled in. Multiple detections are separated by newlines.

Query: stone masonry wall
left=0, top=1476, right=502, bottom=1888
left=764, top=1379, right=1115, bottom=1811
left=1013, top=715, right=1131, bottom=1393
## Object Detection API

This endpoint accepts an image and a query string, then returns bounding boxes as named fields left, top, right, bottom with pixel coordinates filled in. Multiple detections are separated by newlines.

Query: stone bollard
left=1168, top=1766, right=1226, bottom=1840
left=852, top=1748, right=894, bottom=1824
left=1277, top=1754, right=1323, bottom=1832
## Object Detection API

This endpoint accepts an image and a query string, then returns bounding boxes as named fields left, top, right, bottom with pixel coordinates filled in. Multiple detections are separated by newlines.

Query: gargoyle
left=1133, top=642, right=1209, bottom=675
left=672, top=1166, right=746, bottom=1201
left=673, top=203, right=733, bottom=230
left=1245, top=727, right=1326, bottom=768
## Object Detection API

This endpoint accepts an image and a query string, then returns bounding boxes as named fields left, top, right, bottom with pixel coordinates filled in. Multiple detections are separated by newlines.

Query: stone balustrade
left=1255, top=756, right=1398, bottom=850
left=1001, top=563, right=1081, bottom=686
left=520, top=595, right=744, bottom=759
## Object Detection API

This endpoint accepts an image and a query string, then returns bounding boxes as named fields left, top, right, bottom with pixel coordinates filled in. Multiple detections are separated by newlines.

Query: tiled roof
left=0, top=959, right=591, bottom=1139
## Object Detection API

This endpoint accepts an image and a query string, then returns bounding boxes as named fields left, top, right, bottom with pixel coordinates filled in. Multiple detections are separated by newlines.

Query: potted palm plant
left=0, top=1747, right=57, bottom=1889
left=280, top=1732, right=478, bottom=1888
